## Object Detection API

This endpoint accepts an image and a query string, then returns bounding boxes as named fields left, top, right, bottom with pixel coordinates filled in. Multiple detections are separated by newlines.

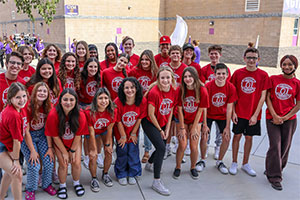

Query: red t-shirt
left=28, top=107, right=48, bottom=132
left=0, top=73, right=26, bottom=111
left=79, top=61, right=85, bottom=72
left=45, top=108, right=88, bottom=149
left=128, top=67, right=156, bottom=94
left=84, top=108, right=115, bottom=135
left=230, top=67, right=270, bottom=120
left=114, top=97, right=147, bottom=142
left=18, top=66, right=36, bottom=82
left=54, top=62, right=60, bottom=74
left=78, top=76, right=99, bottom=104
left=205, top=80, right=237, bottom=120
left=101, top=67, right=126, bottom=100
left=168, top=63, right=188, bottom=86
left=178, top=86, right=209, bottom=124
left=154, top=54, right=171, bottom=68
left=266, top=75, right=300, bottom=120
left=128, top=54, right=140, bottom=69
left=146, top=85, right=177, bottom=128
left=186, top=62, right=202, bottom=82
left=100, top=60, right=117, bottom=71
left=201, top=64, right=231, bottom=83
left=0, top=105, right=28, bottom=152
left=60, top=70, right=76, bottom=90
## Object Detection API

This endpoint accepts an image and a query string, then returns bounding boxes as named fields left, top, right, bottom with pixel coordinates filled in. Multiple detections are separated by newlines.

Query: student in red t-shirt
left=154, top=35, right=171, bottom=68
left=21, top=82, right=57, bottom=199
left=84, top=88, right=116, bottom=191
left=122, top=36, right=140, bottom=68
left=174, top=67, right=208, bottom=180
left=0, top=51, right=26, bottom=111
left=58, top=52, right=81, bottom=91
left=182, top=43, right=202, bottom=83
left=42, top=44, right=62, bottom=73
left=114, top=77, right=146, bottom=185
left=102, top=53, right=129, bottom=100
left=0, top=82, right=28, bottom=200
left=17, top=46, right=36, bottom=82
left=128, top=49, right=158, bottom=163
left=75, top=41, right=90, bottom=72
left=26, top=58, right=62, bottom=106
left=45, top=89, right=88, bottom=199
left=100, top=43, right=118, bottom=71
left=265, top=55, right=300, bottom=191
left=199, top=64, right=237, bottom=175
left=229, top=48, right=270, bottom=177
left=88, top=44, right=100, bottom=60
left=142, top=66, right=177, bottom=196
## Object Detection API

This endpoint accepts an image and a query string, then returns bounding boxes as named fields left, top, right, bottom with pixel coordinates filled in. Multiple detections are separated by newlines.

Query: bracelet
left=158, top=129, right=163, bottom=132
left=121, top=136, right=126, bottom=139
left=69, top=149, right=75, bottom=153
left=104, top=143, right=110, bottom=147
left=180, top=127, right=185, bottom=130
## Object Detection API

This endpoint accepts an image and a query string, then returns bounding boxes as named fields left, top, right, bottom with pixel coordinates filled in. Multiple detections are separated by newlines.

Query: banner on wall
left=283, top=0, right=300, bottom=14
left=65, top=5, right=79, bottom=16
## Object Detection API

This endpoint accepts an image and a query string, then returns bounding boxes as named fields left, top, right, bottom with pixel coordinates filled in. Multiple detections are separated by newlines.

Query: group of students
left=0, top=35, right=299, bottom=200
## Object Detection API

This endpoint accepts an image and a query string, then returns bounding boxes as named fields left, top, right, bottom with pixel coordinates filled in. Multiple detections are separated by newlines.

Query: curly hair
left=136, top=50, right=158, bottom=79
left=118, top=77, right=143, bottom=106
left=42, top=44, right=62, bottom=63
left=58, top=52, right=81, bottom=90
left=29, top=82, right=52, bottom=121
left=90, top=87, right=115, bottom=119
left=81, top=57, right=101, bottom=87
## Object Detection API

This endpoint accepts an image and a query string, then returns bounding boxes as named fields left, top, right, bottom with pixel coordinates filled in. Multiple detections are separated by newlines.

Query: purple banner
left=283, top=0, right=300, bottom=14
left=65, top=5, right=79, bottom=15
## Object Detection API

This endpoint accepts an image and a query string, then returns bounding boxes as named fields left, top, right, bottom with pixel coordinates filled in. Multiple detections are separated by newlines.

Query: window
left=245, top=0, right=260, bottom=12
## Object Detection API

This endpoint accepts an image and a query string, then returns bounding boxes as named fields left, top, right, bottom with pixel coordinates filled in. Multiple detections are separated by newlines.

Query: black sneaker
left=190, top=168, right=199, bottom=180
left=271, top=182, right=283, bottom=191
left=172, top=168, right=181, bottom=179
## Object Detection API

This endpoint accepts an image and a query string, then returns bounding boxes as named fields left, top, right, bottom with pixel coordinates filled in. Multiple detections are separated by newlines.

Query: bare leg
left=232, top=134, right=242, bottom=163
left=242, top=136, right=252, bottom=165
left=190, top=124, right=201, bottom=169
left=218, top=134, right=230, bottom=161
left=176, top=124, right=187, bottom=169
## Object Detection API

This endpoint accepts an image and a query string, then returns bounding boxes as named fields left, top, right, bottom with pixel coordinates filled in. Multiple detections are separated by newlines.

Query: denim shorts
left=0, top=141, right=7, bottom=153
left=85, top=130, right=107, bottom=139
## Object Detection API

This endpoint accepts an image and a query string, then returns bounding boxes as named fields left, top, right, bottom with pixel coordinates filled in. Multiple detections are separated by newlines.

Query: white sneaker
left=118, top=177, right=128, bottom=186
left=128, top=177, right=136, bottom=185
left=171, top=136, right=177, bottom=144
left=216, top=161, right=229, bottom=174
left=241, top=163, right=256, bottom=177
left=83, top=157, right=89, bottom=169
left=195, top=160, right=206, bottom=172
left=145, top=163, right=153, bottom=172
left=97, top=154, right=104, bottom=168
left=229, top=162, right=238, bottom=175
left=172, top=143, right=178, bottom=154
left=214, top=146, right=220, bottom=160
left=184, top=144, right=191, bottom=156
left=152, top=180, right=171, bottom=196
left=163, top=145, right=171, bottom=160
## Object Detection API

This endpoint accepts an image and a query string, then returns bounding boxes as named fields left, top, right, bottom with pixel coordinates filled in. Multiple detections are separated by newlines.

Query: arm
left=223, top=103, right=233, bottom=141
left=129, top=118, right=142, bottom=145
left=8, top=139, right=22, bottom=175
left=201, top=108, right=209, bottom=134
left=44, top=136, right=55, bottom=162
left=266, top=91, right=282, bottom=125
left=24, top=126, right=39, bottom=166
left=53, top=136, right=69, bottom=165
left=163, top=108, right=174, bottom=140
left=282, top=101, right=300, bottom=122
left=177, top=106, right=186, bottom=140
left=191, top=107, right=205, bottom=140
left=232, top=102, right=238, bottom=124
left=249, top=90, right=267, bottom=126
left=117, top=122, right=127, bottom=148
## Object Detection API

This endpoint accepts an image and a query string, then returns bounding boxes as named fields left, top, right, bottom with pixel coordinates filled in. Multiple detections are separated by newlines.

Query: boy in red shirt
left=154, top=36, right=171, bottom=68
left=198, top=63, right=237, bottom=174
left=229, top=48, right=270, bottom=176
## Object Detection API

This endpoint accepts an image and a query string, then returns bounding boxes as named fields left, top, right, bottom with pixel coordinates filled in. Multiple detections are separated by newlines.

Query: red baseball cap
left=160, top=36, right=171, bottom=44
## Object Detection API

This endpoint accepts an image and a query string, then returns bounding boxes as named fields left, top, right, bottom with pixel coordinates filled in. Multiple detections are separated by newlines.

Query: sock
left=60, top=183, right=66, bottom=188
left=73, top=180, right=80, bottom=186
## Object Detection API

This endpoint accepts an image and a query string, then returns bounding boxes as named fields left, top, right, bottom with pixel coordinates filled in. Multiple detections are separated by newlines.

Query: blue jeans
left=21, top=128, right=54, bottom=191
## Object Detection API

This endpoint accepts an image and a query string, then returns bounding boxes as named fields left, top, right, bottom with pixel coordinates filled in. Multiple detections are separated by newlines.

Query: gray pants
left=207, top=122, right=222, bottom=147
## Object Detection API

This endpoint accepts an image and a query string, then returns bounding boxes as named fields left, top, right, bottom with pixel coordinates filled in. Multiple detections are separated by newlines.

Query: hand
left=118, top=137, right=126, bottom=149
left=202, top=124, right=210, bottom=135
left=29, top=150, right=40, bottom=166
left=104, top=145, right=113, bottom=154
left=223, top=127, right=231, bottom=142
left=190, top=127, right=199, bottom=141
left=11, top=160, right=21, bottom=175
left=249, top=115, right=258, bottom=126
left=177, top=128, right=186, bottom=140
left=232, top=112, right=238, bottom=124
left=89, top=149, right=97, bottom=161
left=129, top=134, right=138, bottom=145
left=44, top=148, right=54, bottom=163
left=62, top=152, right=69, bottom=165
left=69, top=151, right=75, bottom=164
left=160, top=130, right=167, bottom=140
left=272, top=115, right=283, bottom=125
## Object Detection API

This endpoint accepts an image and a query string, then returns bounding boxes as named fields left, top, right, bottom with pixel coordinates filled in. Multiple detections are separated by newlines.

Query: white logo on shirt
left=159, top=98, right=173, bottom=115
left=275, top=83, right=292, bottom=100
left=241, top=77, right=256, bottom=94
left=31, top=113, right=46, bottom=130
left=2, top=87, right=8, bottom=105
left=112, top=77, right=123, bottom=92
left=23, top=77, right=30, bottom=82
left=65, top=77, right=75, bottom=89
left=212, top=93, right=226, bottom=107
left=63, top=122, right=74, bottom=140
left=50, top=90, right=58, bottom=105
left=86, top=81, right=97, bottom=97
left=183, top=96, right=197, bottom=113
left=208, top=74, right=215, bottom=82
left=138, top=76, right=151, bottom=92
left=160, top=62, right=169, bottom=68
left=122, top=111, right=138, bottom=127
left=94, top=118, right=109, bottom=129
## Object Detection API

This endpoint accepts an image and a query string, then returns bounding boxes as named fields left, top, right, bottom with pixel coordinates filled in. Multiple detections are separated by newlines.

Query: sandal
left=74, top=184, right=85, bottom=197
left=57, top=187, right=68, bottom=199
left=142, top=152, right=149, bottom=163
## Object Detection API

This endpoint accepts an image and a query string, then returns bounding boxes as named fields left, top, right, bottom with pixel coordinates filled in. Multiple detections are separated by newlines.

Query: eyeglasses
left=9, top=61, right=23, bottom=66
left=246, top=57, right=258, bottom=60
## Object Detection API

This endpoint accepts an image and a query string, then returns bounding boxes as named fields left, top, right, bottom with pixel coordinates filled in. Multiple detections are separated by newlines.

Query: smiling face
left=46, top=46, right=58, bottom=60
left=116, top=56, right=128, bottom=71
left=141, top=54, right=151, bottom=71
left=214, top=68, right=228, bottom=85
left=160, top=43, right=170, bottom=55
left=183, top=70, right=194, bottom=88
left=23, top=48, right=33, bottom=65
left=106, top=45, right=116, bottom=61
left=183, top=48, right=194, bottom=60
left=87, top=61, right=99, bottom=77
left=159, top=70, right=172, bottom=90
left=244, top=52, right=259, bottom=69
left=61, top=93, right=76, bottom=115
left=124, top=81, right=136, bottom=100
left=170, top=50, right=181, bottom=63
left=89, top=49, right=98, bottom=58
left=65, top=55, right=76, bottom=72
left=6, top=56, right=23, bottom=77
left=39, top=64, right=53, bottom=81
left=209, top=50, right=221, bottom=65
left=76, top=43, right=87, bottom=59
left=11, top=90, right=27, bottom=111
left=281, top=58, right=296, bottom=76
left=97, top=93, right=109, bottom=111
left=123, top=39, right=134, bottom=55
left=36, top=85, right=48, bottom=102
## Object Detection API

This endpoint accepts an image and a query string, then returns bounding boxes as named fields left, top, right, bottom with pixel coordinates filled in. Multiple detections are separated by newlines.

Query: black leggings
left=142, top=118, right=166, bottom=179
